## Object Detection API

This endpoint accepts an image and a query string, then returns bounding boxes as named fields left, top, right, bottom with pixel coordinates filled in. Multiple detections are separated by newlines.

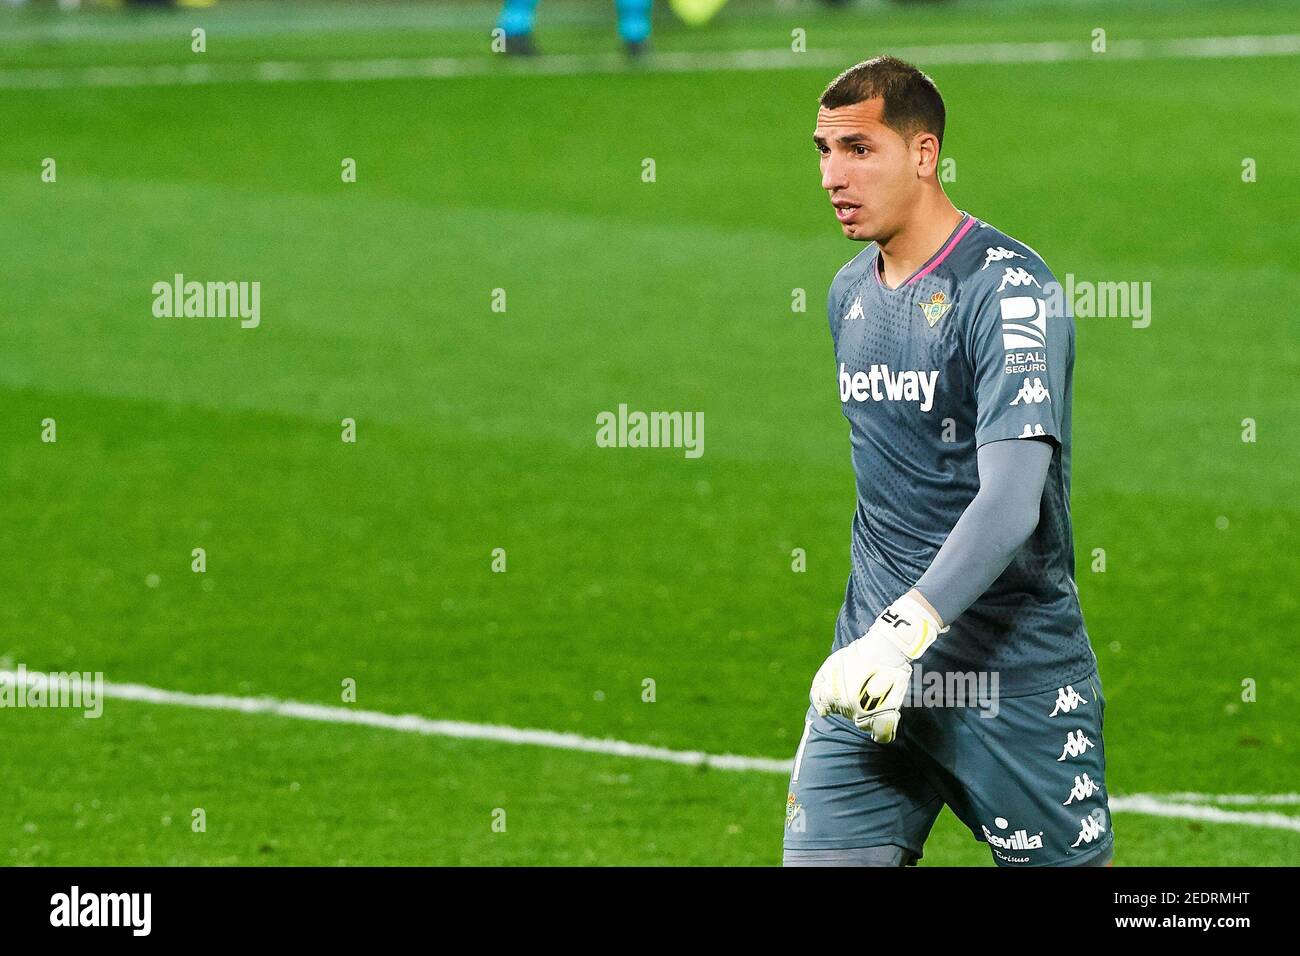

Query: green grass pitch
left=0, top=0, right=1296, bottom=865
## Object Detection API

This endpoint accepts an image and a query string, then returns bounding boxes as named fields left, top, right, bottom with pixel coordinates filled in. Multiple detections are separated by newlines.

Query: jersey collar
left=873, top=212, right=977, bottom=291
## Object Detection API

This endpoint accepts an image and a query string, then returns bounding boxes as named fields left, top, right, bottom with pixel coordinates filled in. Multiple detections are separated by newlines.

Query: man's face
left=814, top=98, right=919, bottom=242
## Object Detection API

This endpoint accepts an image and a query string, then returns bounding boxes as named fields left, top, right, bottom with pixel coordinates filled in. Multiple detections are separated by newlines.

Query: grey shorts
left=782, top=671, right=1113, bottom=867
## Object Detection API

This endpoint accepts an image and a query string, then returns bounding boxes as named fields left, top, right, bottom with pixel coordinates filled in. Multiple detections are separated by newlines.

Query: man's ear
left=913, top=131, right=941, bottom=179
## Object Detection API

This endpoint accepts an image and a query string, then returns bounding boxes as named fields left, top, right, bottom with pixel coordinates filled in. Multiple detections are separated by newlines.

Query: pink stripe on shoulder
left=907, top=216, right=977, bottom=286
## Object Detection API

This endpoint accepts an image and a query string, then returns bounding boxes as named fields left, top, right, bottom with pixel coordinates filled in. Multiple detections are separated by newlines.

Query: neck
left=877, top=190, right=962, bottom=287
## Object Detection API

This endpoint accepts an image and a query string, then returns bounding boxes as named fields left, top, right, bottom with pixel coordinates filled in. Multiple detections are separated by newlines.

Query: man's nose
left=821, top=155, right=847, bottom=191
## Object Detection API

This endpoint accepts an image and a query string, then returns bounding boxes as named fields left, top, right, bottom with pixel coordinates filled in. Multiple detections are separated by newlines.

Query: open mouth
left=833, top=202, right=860, bottom=223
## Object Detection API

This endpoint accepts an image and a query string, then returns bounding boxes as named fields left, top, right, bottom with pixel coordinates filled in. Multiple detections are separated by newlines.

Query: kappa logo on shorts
left=1057, top=729, right=1096, bottom=761
left=1049, top=685, right=1089, bottom=716
left=1071, top=808, right=1108, bottom=847
left=1063, top=773, right=1102, bottom=806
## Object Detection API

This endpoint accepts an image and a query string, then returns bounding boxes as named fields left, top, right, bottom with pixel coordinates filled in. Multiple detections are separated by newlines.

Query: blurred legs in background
left=497, top=0, right=540, bottom=45
left=497, top=0, right=653, bottom=57
left=616, top=0, right=652, bottom=55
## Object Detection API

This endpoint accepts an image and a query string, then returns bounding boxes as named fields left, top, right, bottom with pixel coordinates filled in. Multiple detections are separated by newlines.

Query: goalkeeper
left=785, top=57, right=1112, bottom=867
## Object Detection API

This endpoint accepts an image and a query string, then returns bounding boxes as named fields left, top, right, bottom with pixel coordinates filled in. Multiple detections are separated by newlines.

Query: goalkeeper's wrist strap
left=881, top=593, right=948, bottom=659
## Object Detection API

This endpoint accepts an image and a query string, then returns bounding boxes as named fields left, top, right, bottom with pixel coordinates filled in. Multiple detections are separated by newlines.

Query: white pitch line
left=0, top=670, right=790, bottom=774
left=0, top=33, right=1297, bottom=91
left=1108, top=796, right=1300, bottom=833
left=1151, top=792, right=1300, bottom=806
left=3, top=669, right=1297, bottom=832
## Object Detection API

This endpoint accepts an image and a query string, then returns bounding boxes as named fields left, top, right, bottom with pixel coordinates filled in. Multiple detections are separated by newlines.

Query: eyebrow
left=812, top=132, right=871, bottom=147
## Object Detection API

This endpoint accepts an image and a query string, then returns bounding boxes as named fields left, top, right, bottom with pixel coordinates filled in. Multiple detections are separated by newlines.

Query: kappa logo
left=1063, top=773, right=1102, bottom=806
left=1000, top=296, right=1048, bottom=350
left=1017, top=424, right=1047, bottom=438
left=1071, top=808, right=1108, bottom=847
left=844, top=296, right=865, bottom=322
left=1058, top=729, right=1096, bottom=761
left=1049, top=685, right=1089, bottom=716
left=982, top=246, right=1026, bottom=270
left=1009, top=377, right=1051, bottom=406
left=997, top=267, right=1041, bottom=292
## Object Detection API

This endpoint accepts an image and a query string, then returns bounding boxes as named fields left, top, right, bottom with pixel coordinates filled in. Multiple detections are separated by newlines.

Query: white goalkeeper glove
left=809, top=592, right=946, bottom=744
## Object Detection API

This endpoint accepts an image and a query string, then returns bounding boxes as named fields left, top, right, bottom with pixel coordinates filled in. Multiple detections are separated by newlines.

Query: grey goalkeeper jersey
left=828, top=213, right=1096, bottom=696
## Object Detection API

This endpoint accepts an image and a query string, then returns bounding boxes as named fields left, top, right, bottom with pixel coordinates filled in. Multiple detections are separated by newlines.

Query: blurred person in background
left=497, top=0, right=653, bottom=57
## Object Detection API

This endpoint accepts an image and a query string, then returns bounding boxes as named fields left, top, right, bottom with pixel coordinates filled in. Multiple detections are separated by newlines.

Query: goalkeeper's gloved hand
left=809, top=592, right=946, bottom=744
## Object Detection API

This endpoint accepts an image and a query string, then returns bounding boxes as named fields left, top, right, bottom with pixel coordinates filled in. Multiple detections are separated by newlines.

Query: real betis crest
left=919, top=290, right=952, bottom=327
left=785, top=792, right=803, bottom=829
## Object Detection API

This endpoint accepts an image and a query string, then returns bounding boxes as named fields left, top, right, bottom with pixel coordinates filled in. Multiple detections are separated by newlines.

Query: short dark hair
left=819, top=56, right=946, bottom=149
